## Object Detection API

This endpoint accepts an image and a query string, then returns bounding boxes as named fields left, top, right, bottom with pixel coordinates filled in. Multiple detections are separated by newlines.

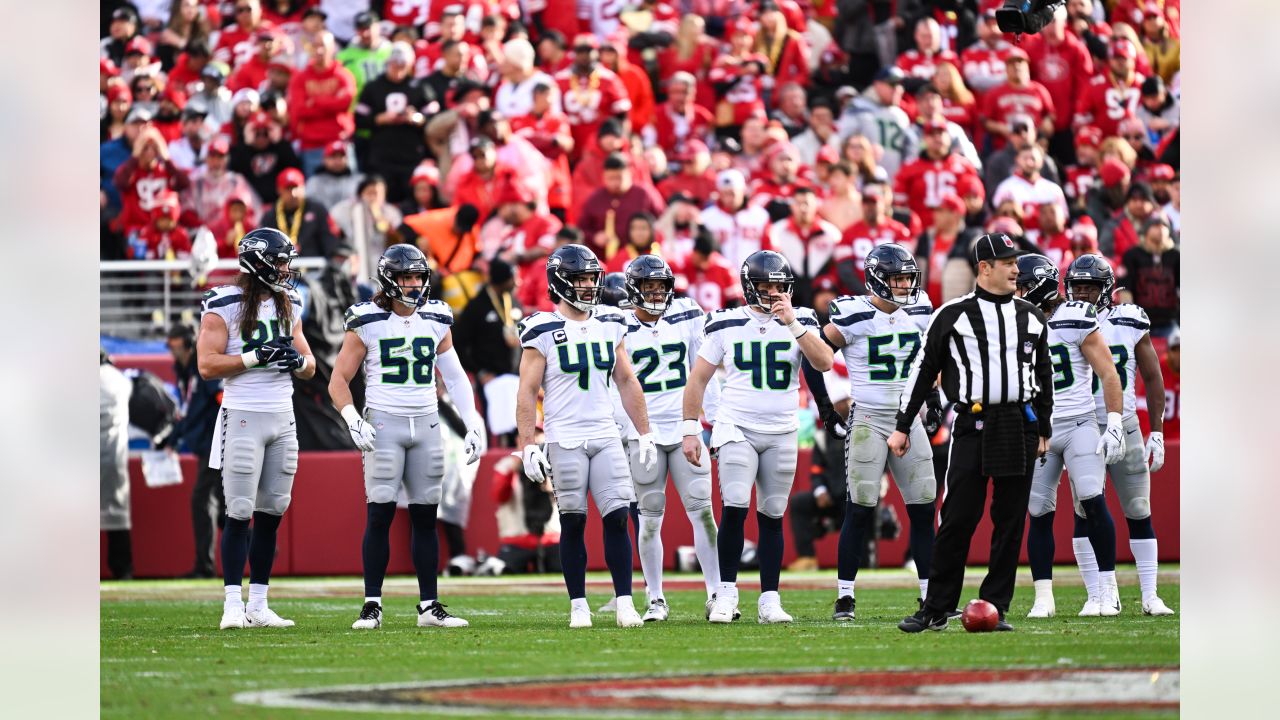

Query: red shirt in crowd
left=382, top=0, right=432, bottom=29
left=939, top=98, right=977, bottom=137
left=556, top=66, right=632, bottom=161
left=1137, top=353, right=1180, bottom=439
left=657, top=171, right=717, bottom=207
left=893, top=154, right=980, bottom=230
left=214, top=19, right=277, bottom=69
left=1074, top=72, right=1145, bottom=138
left=112, top=158, right=192, bottom=236
left=227, top=55, right=271, bottom=94
left=921, top=231, right=957, bottom=306
left=757, top=30, right=810, bottom=88
left=287, top=60, right=356, bottom=151
left=656, top=41, right=719, bottom=111
left=982, top=80, right=1056, bottom=149
left=136, top=224, right=192, bottom=259
left=650, top=102, right=714, bottom=157
left=510, top=111, right=574, bottom=213
left=1038, top=230, right=1078, bottom=276
left=670, top=252, right=741, bottom=311
left=708, top=56, right=768, bottom=127
left=897, top=48, right=961, bottom=83
left=834, top=217, right=915, bottom=286
left=1022, top=31, right=1095, bottom=132
left=1064, top=164, right=1097, bottom=206
left=960, top=41, right=1012, bottom=99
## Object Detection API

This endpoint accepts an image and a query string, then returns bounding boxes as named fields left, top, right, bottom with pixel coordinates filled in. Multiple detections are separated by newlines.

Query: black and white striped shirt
left=895, top=286, right=1054, bottom=437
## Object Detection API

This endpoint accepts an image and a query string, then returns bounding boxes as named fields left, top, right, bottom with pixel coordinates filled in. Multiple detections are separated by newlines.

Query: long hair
left=371, top=291, right=392, bottom=312
left=235, top=272, right=293, bottom=342
left=934, top=62, right=974, bottom=106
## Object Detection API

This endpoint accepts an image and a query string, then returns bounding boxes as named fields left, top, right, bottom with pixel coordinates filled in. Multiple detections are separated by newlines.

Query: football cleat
left=1078, top=598, right=1103, bottom=617
left=898, top=609, right=948, bottom=633
left=1142, top=597, right=1175, bottom=616
left=995, top=615, right=1015, bottom=632
left=418, top=601, right=469, bottom=628
left=758, top=602, right=794, bottom=624
left=832, top=596, right=856, bottom=621
left=643, top=598, right=669, bottom=622
left=245, top=606, right=295, bottom=628
left=351, top=601, right=382, bottom=630
left=570, top=606, right=593, bottom=628
left=1100, top=582, right=1122, bottom=617
left=219, top=603, right=245, bottom=630
left=707, top=593, right=739, bottom=624
left=615, top=597, right=644, bottom=628
left=1027, top=597, right=1056, bottom=618
left=598, top=596, right=617, bottom=613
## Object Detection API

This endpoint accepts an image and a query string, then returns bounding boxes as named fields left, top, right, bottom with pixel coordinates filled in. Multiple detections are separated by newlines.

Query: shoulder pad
left=663, top=300, right=704, bottom=325
left=830, top=296, right=876, bottom=327
left=518, top=312, right=565, bottom=343
left=418, top=300, right=454, bottom=326
left=1048, top=301, right=1099, bottom=330
left=201, top=285, right=242, bottom=311
left=704, top=307, right=749, bottom=334
left=344, top=303, right=390, bottom=331
left=594, top=308, right=627, bottom=325
left=797, top=306, right=820, bottom=327
left=1107, top=303, right=1151, bottom=330
left=904, top=296, right=933, bottom=316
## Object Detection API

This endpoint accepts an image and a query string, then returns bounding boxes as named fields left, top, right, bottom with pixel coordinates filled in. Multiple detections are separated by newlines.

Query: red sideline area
left=101, top=444, right=1179, bottom=579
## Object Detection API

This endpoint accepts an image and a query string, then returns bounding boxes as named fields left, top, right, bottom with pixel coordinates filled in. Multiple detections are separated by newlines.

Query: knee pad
left=682, top=478, right=712, bottom=512
left=369, top=449, right=399, bottom=481
left=226, top=497, right=255, bottom=521
left=1027, top=486, right=1058, bottom=517
left=1125, top=496, right=1151, bottom=520
left=281, top=440, right=299, bottom=477
left=423, top=485, right=443, bottom=505
left=720, top=477, right=752, bottom=508
left=638, top=487, right=667, bottom=515
left=761, top=494, right=789, bottom=519
left=227, top=438, right=259, bottom=476
left=849, top=473, right=881, bottom=507
left=368, top=483, right=398, bottom=504
left=257, top=493, right=291, bottom=515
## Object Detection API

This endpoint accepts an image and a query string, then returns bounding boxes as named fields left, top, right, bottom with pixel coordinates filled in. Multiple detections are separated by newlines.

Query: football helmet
left=624, top=254, right=675, bottom=315
left=1015, top=253, right=1061, bottom=308
left=238, top=227, right=298, bottom=292
left=1064, top=253, right=1116, bottom=309
left=865, top=243, right=922, bottom=306
left=546, top=244, right=604, bottom=311
left=740, top=250, right=794, bottom=312
left=600, top=272, right=632, bottom=309
left=376, top=243, right=432, bottom=308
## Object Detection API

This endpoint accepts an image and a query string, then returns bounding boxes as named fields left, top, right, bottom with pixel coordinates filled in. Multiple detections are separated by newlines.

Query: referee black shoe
left=898, top=608, right=948, bottom=633
left=995, top=612, right=1014, bottom=632
left=832, top=596, right=855, bottom=621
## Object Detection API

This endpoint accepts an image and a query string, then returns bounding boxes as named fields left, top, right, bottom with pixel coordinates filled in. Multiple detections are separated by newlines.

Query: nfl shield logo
left=240, top=419, right=247, bottom=428
left=1023, top=340, right=1033, bottom=354
left=759, top=326, right=767, bottom=334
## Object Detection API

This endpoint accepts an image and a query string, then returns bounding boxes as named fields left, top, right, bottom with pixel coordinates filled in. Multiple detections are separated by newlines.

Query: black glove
left=923, top=390, right=944, bottom=436
left=253, top=342, right=292, bottom=367
left=271, top=346, right=305, bottom=373
left=820, top=405, right=847, bottom=440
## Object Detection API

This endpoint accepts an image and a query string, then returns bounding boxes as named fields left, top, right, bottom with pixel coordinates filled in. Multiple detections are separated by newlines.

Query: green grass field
left=101, top=567, right=1179, bottom=719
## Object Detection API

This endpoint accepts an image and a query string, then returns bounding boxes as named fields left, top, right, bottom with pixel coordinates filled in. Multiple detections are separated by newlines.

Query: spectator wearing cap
left=600, top=31, right=655, bottom=133
left=657, top=140, right=716, bottom=207
left=956, top=173, right=988, bottom=229
left=398, top=162, right=443, bottom=217
left=113, top=121, right=192, bottom=237
left=454, top=256, right=524, bottom=440
left=990, top=145, right=1068, bottom=246
left=648, top=72, right=714, bottom=159
left=167, top=44, right=213, bottom=96
left=495, top=38, right=560, bottom=121
left=915, top=192, right=980, bottom=306
left=194, top=64, right=235, bottom=130
left=1064, top=125, right=1103, bottom=212
left=121, top=36, right=160, bottom=85
left=494, top=180, right=563, bottom=296
left=331, top=175, right=404, bottom=282
left=102, top=82, right=133, bottom=143
left=754, top=0, right=810, bottom=92
left=168, top=106, right=213, bottom=171
left=421, top=39, right=468, bottom=105
left=102, top=7, right=139, bottom=67
left=1101, top=181, right=1159, bottom=261
left=260, top=167, right=339, bottom=256
left=305, top=140, right=363, bottom=211
left=215, top=0, right=278, bottom=69
left=656, top=16, right=718, bottom=113
left=287, top=31, right=357, bottom=175
left=102, top=106, right=152, bottom=214
left=555, top=34, right=632, bottom=163
left=535, top=29, right=571, bottom=76
left=400, top=203, right=483, bottom=280
left=897, top=17, right=961, bottom=90
left=894, top=117, right=981, bottom=232
left=206, top=195, right=256, bottom=258
left=223, top=88, right=261, bottom=144
left=509, top=83, right=574, bottom=219
left=1137, top=75, right=1179, bottom=142
left=569, top=119, right=654, bottom=224
left=1074, top=37, right=1145, bottom=138
left=669, top=224, right=743, bottom=311
left=151, top=87, right=190, bottom=142
left=790, top=100, right=840, bottom=169
left=1140, top=2, right=1180, bottom=84
left=1119, top=215, right=1179, bottom=336
left=983, top=114, right=1061, bottom=196
left=831, top=180, right=914, bottom=296
left=912, top=84, right=982, bottom=171
left=749, top=143, right=808, bottom=221
left=452, top=136, right=503, bottom=224
left=337, top=10, right=391, bottom=97
left=697, top=168, right=770, bottom=270
left=136, top=192, right=192, bottom=259
left=1022, top=4, right=1095, bottom=166
left=1155, top=167, right=1179, bottom=233
left=226, top=31, right=280, bottom=93
left=960, top=10, right=1013, bottom=98
left=356, top=41, right=436, bottom=204
left=1084, top=155, right=1131, bottom=229
left=837, top=66, right=918, bottom=183
left=981, top=48, right=1056, bottom=152
left=578, top=153, right=666, bottom=262
left=158, top=1, right=214, bottom=72
left=768, top=186, right=841, bottom=308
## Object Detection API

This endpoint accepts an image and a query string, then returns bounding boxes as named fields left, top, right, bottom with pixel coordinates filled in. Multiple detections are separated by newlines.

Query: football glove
left=1096, top=412, right=1126, bottom=465
left=636, top=433, right=657, bottom=472
left=820, top=406, right=847, bottom=439
left=522, top=444, right=552, bottom=484
left=270, top=346, right=305, bottom=373
left=923, top=390, right=944, bottom=436
left=341, top=406, right=376, bottom=453
left=1145, top=431, right=1165, bottom=473
left=463, top=428, right=486, bottom=465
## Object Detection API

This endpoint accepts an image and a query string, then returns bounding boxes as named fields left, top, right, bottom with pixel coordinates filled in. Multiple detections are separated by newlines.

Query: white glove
left=521, top=444, right=551, bottom=483
left=341, top=406, right=376, bottom=453
left=1145, top=431, right=1165, bottom=473
left=463, top=428, right=486, bottom=465
left=636, top=433, right=657, bottom=472
left=1096, top=412, right=1126, bottom=465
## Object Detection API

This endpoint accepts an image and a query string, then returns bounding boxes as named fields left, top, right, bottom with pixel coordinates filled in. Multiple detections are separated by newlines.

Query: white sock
left=1130, top=538, right=1159, bottom=602
left=837, top=579, right=854, bottom=599
left=570, top=597, right=589, bottom=614
left=418, top=599, right=437, bottom=611
left=758, top=590, right=779, bottom=607
left=365, top=596, right=381, bottom=606
left=1099, top=570, right=1117, bottom=590
left=247, top=583, right=268, bottom=612
left=1033, top=578, right=1054, bottom=602
left=687, top=508, right=720, bottom=599
left=224, top=585, right=243, bottom=606
left=717, top=581, right=737, bottom=603
left=1072, top=537, right=1100, bottom=600
left=615, top=594, right=633, bottom=610
left=638, top=515, right=665, bottom=601
left=918, top=579, right=929, bottom=600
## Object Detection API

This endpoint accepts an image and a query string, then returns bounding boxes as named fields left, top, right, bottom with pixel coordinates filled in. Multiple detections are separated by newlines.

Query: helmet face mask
left=1064, top=253, right=1115, bottom=309
left=864, top=243, right=921, bottom=306
left=547, top=244, right=604, bottom=312
left=624, top=255, right=675, bottom=315
left=1015, top=254, right=1061, bottom=308
left=238, top=228, right=298, bottom=292
left=740, top=250, right=795, bottom=313
left=377, top=245, right=432, bottom=308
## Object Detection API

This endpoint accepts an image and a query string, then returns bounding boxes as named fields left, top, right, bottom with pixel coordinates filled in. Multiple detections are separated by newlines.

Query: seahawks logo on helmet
left=237, top=227, right=298, bottom=292
left=864, top=244, right=920, bottom=306
left=1016, top=254, right=1060, bottom=308
left=546, top=244, right=605, bottom=312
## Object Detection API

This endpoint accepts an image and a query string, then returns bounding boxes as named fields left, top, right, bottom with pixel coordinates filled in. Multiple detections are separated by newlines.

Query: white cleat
left=643, top=598, right=669, bottom=622
left=352, top=601, right=382, bottom=629
left=1027, top=597, right=1056, bottom=618
left=1100, top=582, right=1122, bottom=617
left=597, top=596, right=617, bottom=613
left=707, top=593, right=738, bottom=624
left=570, top=606, right=594, bottom=628
left=219, top=603, right=245, bottom=630
left=245, top=606, right=295, bottom=628
left=1142, top=597, right=1175, bottom=616
left=615, top=597, right=644, bottom=628
left=417, top=601, right=469, bottom=628
left=1078, top=598, right=1102, bottom=617
left=757, top=602, right=794, bottom=624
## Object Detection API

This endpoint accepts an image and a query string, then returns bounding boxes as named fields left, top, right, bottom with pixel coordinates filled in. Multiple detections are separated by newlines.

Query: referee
left=892, top=234, right=1053, bottom=633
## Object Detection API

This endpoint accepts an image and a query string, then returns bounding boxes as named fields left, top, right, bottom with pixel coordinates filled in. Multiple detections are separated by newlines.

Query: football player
left=683, top=251, right=834, bottom=624
left=1015, top=254, right=1126, bottom=618
left=516, top=244, right=657, bottom=629
left=1065, top=255, right=1174, bottom=616
left=811, top=244, right=941, bottom=621
left=197, top=228, right=317, bottom=629
left=329, top=244, right=487, bottom=630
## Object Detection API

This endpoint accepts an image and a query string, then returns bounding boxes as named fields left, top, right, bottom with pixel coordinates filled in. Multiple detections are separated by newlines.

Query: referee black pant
left=923, top=412, right=1039, bottom=618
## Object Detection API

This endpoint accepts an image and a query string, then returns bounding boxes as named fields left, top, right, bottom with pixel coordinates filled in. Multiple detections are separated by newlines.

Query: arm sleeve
left=1033, top=323, right=1054, bottom=438
left=896, top=307, right=952, bottom=433
left=436, top=347, right=483, bottom=432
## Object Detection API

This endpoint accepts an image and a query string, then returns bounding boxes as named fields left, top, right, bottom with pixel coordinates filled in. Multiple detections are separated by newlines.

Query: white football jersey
left=697, top=305, right=820, bottom=433
left=201, top=284, right=302, bottom=412
left=828, top=294, right=933, bottom=411
left=345, top=300, right=454, bottom=417
left=1093, top=303, right=1151, bottom=419
left=613, top=298, right=707, bottom=444
left=520, top=307, right=628, bottom=444
left=1044, top=300, right=1101, bottom=420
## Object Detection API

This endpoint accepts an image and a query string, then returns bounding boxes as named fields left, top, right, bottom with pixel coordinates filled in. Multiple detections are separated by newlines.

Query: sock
left=247, top=511, right=282, bottom=586
left=602, top=508, right=634, bottom=599
left=559, top=513, right=588, bottom=600
left=418, top=600, right=437, bottom=611
left=717, top=580, right=738, bottom=604
left=247, top=582, right=268, bottom=613
left=570, top=597, right=589, bottom=614
left=638, top=514, right=665, bottom=601
left=837, top=503, right=875, bottom=583
left=1079, top=495, right=1117, bottom=572
left=1027, top=511, right=1056, bottom=581
left=365, top=596, right=381, bottom=606
left=1033, top=578, right=1054, bottom=602
left=759, top=589, right=779, bottom=607
left=756, top=512, right=784, bottom=594
left=919, top=579, right=929, bottom=600
left=408, top=504, right=440, bottom=602
left=905, top=502, right=936, bottom=584
left=1072, top=533, right=1100, bottom=601
left=1099, top=569, right=1117, bottom=594
left=717, top=506, right=749, bottom=584
left=686, top=507, right=719, bottom=598
left=224, top=585, right=242, bottom=606
left=220, top=517, right=251, bottom=588
left=362, top=502, right=397, bottom=598
left=837, top=580, right=854, bottom=599
left=1130, top=537, right=1159, bottom=602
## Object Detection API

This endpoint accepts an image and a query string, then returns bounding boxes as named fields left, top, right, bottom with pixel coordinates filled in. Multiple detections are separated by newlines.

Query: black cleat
left=995, top=613, right=1014, bottom=631
left=833, top=596, right=856, bottom=621
left=899, top=609, right=948, bottom=633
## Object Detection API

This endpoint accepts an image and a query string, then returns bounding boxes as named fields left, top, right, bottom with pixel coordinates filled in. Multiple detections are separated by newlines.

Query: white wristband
left=292, top=355, right=310, bottom=375
left=341, top=405, right=363, bottom=428
left=241, top=350, right=260, bottom=369
left=681, top=419, right=702, bottom=437
left=788, top=319, right=807, bottom=339
left=1106, top=411, right=1123, bottom=428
